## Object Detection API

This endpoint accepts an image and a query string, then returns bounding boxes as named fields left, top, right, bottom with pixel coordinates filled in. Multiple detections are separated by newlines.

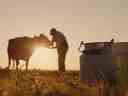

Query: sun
left=30, top=47, right=58, bottom=70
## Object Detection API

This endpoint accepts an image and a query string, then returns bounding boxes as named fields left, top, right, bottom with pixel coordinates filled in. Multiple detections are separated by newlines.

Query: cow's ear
left=33, top=36, right=39, bottom=41
left=40, top=34, right=43, bottom=37
left=33, top=35, right=37, bottom=38
left=40, top=34, right=46, bottom=38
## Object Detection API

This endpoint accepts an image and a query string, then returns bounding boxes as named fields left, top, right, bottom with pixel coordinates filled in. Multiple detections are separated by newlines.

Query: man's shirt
left=51, top=31, right=68, bottom=48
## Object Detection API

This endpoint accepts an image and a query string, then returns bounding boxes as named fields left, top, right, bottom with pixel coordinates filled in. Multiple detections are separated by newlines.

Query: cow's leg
left=8, top=56, right=11, bottom=70
left=12, top=59, right=15, bottom=69
left=26, top=59, right=29, bottom=71
left=16, top=59, right=19, bottom=72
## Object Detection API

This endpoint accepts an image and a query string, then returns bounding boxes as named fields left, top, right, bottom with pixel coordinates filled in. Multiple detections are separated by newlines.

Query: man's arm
left=50, top=37, right=57, bottom=49
left=50, top=42, right=56, bottom=49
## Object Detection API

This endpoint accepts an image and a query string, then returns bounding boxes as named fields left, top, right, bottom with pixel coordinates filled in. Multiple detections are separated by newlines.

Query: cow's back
left=8, top=37, right=35, bottom=60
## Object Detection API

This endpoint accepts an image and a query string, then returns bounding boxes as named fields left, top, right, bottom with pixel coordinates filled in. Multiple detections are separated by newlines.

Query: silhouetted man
left=50, top=28, right=69, bottom=72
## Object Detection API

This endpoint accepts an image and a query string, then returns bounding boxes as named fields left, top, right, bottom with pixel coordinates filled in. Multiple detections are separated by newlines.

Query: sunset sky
left=0, top=0, right=128, bottom=70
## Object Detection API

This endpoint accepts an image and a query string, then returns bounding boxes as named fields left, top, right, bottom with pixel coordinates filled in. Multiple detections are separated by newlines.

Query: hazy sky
left=0, top=0, right=128, bottom=70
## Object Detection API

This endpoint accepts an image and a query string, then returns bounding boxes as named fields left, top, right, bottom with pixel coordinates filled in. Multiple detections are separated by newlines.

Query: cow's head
left=33, top=34, right=51, bottom=48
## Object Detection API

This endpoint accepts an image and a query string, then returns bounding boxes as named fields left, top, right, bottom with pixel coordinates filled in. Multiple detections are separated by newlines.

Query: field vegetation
left=0, top=69, right=100, bottom=96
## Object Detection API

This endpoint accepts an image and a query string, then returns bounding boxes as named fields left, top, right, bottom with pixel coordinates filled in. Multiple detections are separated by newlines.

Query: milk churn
left=79, top=41, right=117, bottom=85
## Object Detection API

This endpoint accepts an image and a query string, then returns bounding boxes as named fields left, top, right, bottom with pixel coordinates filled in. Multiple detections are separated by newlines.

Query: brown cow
left=7, top=34, right=51, bottom=71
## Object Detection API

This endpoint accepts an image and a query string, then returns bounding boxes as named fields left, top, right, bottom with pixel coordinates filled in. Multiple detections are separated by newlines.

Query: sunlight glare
left=30, top=47, right=58, bottom=70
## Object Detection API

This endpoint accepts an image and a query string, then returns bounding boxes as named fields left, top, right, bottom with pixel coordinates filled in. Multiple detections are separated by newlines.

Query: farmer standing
left=50, top=28, right=69, bottom=72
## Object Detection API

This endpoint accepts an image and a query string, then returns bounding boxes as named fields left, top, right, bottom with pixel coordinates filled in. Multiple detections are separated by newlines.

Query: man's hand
left=49, top=41, right=57, bottom=49
left=49, top=44, right=56, bottom=49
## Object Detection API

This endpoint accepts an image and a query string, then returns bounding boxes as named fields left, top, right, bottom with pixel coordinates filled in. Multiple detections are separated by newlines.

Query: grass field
left=0, top=69, right=100, bottom=96
left=0, top=68, right=127, bottom=96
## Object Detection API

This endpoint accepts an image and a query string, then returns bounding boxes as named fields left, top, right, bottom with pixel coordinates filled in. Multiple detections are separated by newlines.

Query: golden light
left=30, top=47, right=58, bottom=70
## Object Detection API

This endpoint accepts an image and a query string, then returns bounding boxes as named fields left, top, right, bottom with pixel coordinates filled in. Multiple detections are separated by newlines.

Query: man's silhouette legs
left=57, top=47, right=68, bottom=72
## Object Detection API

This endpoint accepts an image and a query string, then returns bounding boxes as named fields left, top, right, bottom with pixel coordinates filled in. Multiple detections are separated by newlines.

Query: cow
left=7, top=34, right=51, bottom=71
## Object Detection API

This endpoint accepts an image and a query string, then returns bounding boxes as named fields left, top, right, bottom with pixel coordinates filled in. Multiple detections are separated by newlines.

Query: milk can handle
left=78, top=41, right=85, bottom=52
